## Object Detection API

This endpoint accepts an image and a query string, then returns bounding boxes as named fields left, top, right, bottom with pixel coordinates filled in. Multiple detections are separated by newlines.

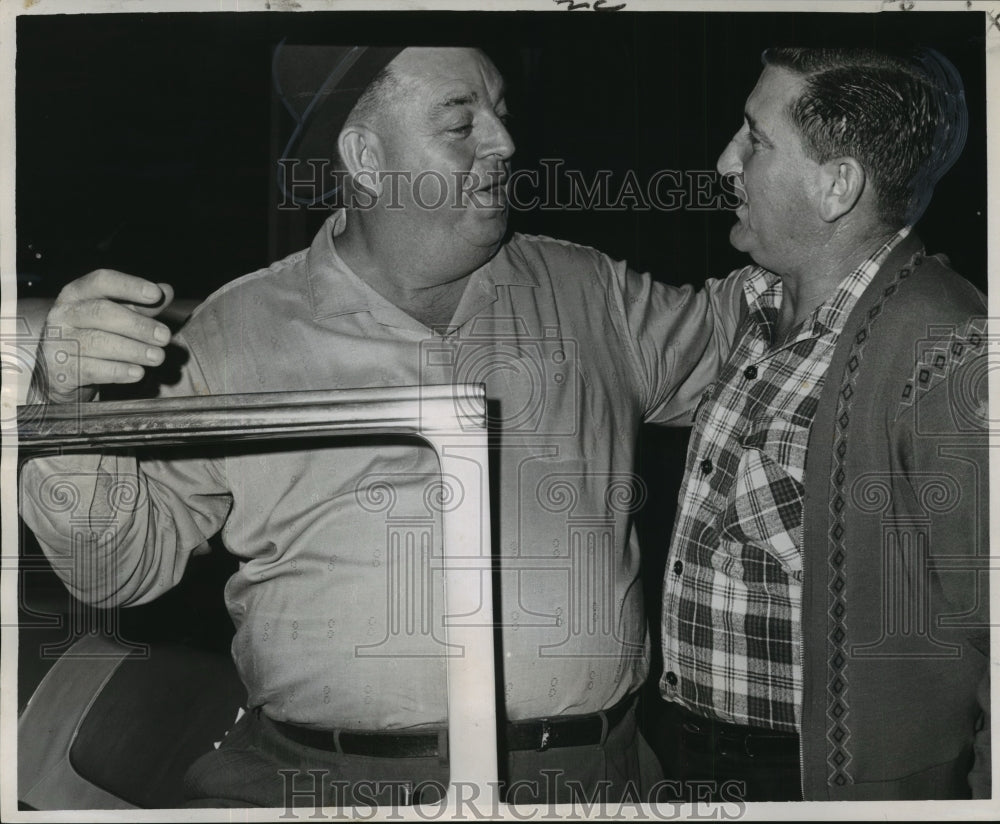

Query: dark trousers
left=655, top=701, right=802, bottom=803
left=182, top=699, right=662, bottom=808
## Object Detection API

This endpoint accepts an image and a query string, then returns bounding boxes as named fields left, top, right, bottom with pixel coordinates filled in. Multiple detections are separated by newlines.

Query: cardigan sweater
left=800, top=232, right=990, bottom=799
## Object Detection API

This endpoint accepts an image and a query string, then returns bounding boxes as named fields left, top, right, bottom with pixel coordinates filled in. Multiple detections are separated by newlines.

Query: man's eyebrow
left=429, top=83, right=507, bottom=119
left=431, top=91, right=480, bottom=118
left=745, top=111, right=769, bottom=140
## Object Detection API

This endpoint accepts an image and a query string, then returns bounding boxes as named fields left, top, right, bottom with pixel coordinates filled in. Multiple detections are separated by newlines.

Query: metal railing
left=16, top=384, right=498, bottom=810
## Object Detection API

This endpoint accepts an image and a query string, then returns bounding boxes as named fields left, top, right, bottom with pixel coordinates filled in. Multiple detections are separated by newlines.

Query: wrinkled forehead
left=389, top=47, right=505, bottom=98
left=746, top=65, right=806, bottom=118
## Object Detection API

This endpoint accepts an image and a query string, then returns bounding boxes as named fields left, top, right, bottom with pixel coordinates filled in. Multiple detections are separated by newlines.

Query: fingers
left=73, top=326, right=167, bottom=368
left=76, top=355, right=148, bottom=386
left=58, top=269, right=167, bottom=307
left=38, top=355, right=148, bottom=397
left=39, top=269, right=178, bottom=402
left=128, top=282, right=175, bottom=319
left=57, top=297, right=172, bottom=350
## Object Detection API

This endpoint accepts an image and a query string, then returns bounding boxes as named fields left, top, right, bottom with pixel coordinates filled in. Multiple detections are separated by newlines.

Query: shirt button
left=673, top=560, right=684, bottom=575
left=665, top=671, right=678, bottom=687
left=700, top=458, right=713, bottom=475
left=744, top=364, right=758, bottom=380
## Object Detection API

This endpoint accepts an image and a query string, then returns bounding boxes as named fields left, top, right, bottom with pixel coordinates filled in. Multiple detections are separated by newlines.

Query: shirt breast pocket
left=717, top=412, right=810, bottom=572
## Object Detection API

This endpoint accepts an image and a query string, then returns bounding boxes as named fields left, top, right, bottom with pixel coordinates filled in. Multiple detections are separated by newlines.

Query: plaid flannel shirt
left=660, top=228, right=909, bottom=732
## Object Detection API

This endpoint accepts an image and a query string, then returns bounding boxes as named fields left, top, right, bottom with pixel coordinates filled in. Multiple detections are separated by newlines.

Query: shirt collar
left=306, top=210, right=537, bottom=321
left=742, top=226, right=913, bottom=341
left=306, top=210, right=376, bottom=320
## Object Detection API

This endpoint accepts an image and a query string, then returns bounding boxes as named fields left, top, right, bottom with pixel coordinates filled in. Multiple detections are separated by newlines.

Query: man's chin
left=469, top=204, right=508, bottom=234
left=457, top=212, right=509, bottom=255
left=728, top=220, right=752, bottom=253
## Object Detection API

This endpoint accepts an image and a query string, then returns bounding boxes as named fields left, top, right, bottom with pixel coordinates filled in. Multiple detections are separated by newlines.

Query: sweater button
left=744, top=364, right=758, bottom=380
left=665, top=671, right=678, bottom=687
left=673, top=560, right=684, bottom=575
left=700, top=458, right=713, bottom=476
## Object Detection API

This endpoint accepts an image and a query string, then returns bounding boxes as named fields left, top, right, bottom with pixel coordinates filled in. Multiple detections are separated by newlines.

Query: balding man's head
left=340, top=64, right=405, bottom=148
left=336, top=47, right=516, bottom=283
left=273, top=44, right=404, bottom=206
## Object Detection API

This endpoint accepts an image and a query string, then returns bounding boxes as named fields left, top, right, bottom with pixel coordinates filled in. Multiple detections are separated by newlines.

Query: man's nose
left=480, top=115, right=516, bottom=162
left=716, top=135, right=743, bottom=176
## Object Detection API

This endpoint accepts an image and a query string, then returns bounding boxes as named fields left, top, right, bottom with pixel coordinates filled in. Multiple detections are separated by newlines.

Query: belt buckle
left=537, top=719, right=552, bottom=752
left=717, top=730, right=754, bottom=760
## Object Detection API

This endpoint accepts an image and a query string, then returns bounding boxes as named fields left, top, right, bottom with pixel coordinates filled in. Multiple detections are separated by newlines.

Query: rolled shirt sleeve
left=18, top=331, right=233, bottom=607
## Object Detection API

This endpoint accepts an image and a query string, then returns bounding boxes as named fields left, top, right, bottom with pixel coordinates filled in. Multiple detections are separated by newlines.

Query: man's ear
left=338, top=125, right=383, bottom=198
left=818, top=157, right=866, bottom=222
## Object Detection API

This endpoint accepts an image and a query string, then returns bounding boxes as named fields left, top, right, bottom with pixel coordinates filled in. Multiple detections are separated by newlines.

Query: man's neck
left=335, top=209, right=483, bottom=331
left=373, top=277, right=470, bottom=330
left=774, top=224, right=899, bottom=341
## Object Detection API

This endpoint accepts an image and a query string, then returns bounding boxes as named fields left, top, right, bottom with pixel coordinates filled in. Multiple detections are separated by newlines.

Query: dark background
left=14, top=8, right=988, bottom=801
left=16, top=10, right=987, bottom=296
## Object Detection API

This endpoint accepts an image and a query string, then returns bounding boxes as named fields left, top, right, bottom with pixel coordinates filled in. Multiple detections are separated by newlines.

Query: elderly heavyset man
left=658, top=47, right=990, bottom=801
left=20, top=46, right=743, bottom=807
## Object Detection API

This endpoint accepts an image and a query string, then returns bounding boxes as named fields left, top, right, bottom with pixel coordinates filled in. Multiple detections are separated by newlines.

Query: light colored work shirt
left=21, top=210, right=743, bottom=729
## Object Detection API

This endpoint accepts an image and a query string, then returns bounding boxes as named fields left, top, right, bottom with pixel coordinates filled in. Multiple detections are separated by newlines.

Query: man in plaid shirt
left=658, top=47, right=989, bottom=801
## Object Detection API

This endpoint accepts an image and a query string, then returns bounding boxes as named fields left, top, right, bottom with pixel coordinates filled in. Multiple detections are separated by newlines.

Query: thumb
left=128, top=282, right=175, bottom=318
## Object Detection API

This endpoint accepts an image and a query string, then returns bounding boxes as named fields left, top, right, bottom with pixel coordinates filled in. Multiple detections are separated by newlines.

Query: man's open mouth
left=726, top=173, right=747, bottom=211
left=469, top=173, right=508, bottom=207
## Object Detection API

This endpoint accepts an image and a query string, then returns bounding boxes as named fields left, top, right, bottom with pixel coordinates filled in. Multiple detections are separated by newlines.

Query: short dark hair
left=762, top=47, right=967, bottom=227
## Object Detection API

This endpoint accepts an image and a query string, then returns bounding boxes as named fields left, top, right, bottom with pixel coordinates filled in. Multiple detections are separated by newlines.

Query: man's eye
left=449, top=124, right=473, bottom=136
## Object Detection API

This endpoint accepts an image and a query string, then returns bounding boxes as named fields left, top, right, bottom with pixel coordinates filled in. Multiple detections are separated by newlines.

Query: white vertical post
left=423, top=384, right=498, bottom=809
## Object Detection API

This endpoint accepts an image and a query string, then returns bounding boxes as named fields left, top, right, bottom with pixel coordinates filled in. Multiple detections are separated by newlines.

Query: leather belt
left=666, top=702, right=800, bottom=761
left=501, top=692, right=632, bottom=752
left=267, top=693, right=634, bottom=758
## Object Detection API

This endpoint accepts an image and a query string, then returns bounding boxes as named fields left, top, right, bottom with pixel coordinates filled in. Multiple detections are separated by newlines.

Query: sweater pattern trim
left=825, top=259, right=917, bottom=787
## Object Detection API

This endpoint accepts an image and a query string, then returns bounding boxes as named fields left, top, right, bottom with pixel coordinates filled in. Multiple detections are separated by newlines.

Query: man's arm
left=607, top=262, right=747, bottom=426
left=896, top=319, right=990, bottom=796
left=19, top=270, right=231, bottom=607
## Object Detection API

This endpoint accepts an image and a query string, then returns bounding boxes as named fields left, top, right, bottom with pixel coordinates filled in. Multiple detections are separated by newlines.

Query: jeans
left=654, top=701, right=802, bottom=803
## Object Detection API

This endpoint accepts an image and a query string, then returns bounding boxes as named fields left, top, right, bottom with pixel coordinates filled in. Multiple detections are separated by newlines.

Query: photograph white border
left=1, top=1, right=996, bottom=820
